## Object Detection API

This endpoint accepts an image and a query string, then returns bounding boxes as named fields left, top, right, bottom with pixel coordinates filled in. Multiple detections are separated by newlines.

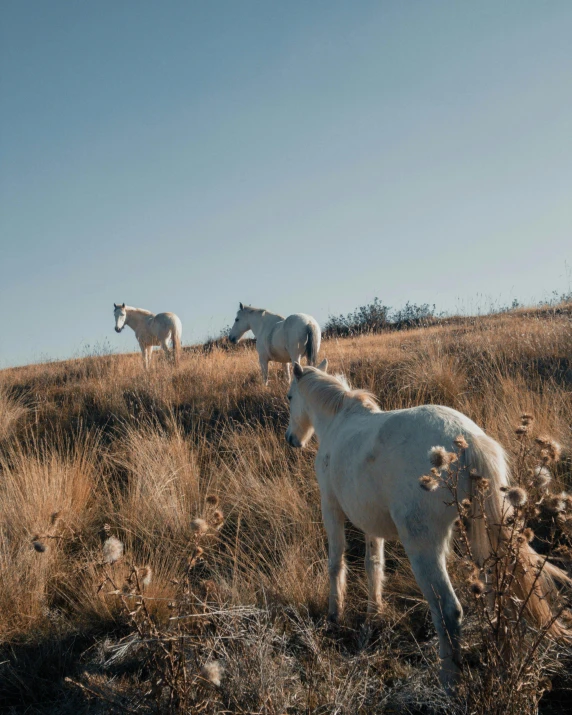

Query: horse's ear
left=239, top=302, right=244, bottom=310
left=114, top=303, right=117, bottom=309
left=121, top=303, right=125, bottom=309
left=317, top=358, right=328, bottom=372
left=293, top=362, right=304, bottom=380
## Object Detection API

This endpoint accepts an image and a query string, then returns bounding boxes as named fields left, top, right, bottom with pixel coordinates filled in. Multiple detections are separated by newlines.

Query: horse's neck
left=126, top=309, right=153, bottom=331
left=306, top=384, right=372, bottom=442
left=249, top=310, right=282, bottom=337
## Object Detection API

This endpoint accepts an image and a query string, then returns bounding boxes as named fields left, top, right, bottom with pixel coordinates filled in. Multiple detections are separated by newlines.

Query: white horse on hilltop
left=228, top=303, right=321, bottom=385
left=285, top=361, right=570, bottom=689
left=113, top=303, right=182, bottom=368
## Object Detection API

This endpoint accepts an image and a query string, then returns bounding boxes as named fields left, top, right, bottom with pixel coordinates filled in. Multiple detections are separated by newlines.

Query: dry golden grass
left=0, top=306, right=571, bottom=713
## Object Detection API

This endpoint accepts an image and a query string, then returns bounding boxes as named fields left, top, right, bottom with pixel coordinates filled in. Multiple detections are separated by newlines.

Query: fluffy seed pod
left=469, top=580, right=486, bottom=596
left=419, top=475, right=439, bottom=492
left=536, top=437, right=561, bottom=463
left=429, top=446, right=457, bottom=470
left=200, top=660, right=224, bottom=686
left=505, top=487, right=528, bottom=508
left=190, top=518, right=209, bottom=535
left=103, top=536, right=124, bottom=564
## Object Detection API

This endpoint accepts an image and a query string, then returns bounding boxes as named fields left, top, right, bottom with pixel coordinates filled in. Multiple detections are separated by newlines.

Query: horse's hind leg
left=160, top=338, right=173, bottom=363
left=403, top=539, right=463, bottom=691
left=365, top=536, right=385, bottom=615
left=321, top=497, right=347, bottom=622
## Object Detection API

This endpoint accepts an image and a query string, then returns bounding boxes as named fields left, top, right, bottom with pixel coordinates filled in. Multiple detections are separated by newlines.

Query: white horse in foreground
left=286, top=361, right=570, bottom=688
left=228, top=303, right=321, bottom=384
left=113, top=303, right=182, bottom=368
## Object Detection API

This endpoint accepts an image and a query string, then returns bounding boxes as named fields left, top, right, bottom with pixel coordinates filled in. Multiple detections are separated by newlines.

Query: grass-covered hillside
left=1, top=305, right=571, bottom=714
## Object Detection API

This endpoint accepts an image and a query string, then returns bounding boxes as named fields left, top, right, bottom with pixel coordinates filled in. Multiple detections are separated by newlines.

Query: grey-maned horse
left=285, top=360, right=571, bottom=690
left=113, top=303, right=182, bottom=368
left=228, top=303, right=321, bottom=384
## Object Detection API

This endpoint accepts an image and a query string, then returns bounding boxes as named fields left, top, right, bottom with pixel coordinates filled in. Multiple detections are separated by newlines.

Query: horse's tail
left=466, top=433, right=572, bottom=639
left=305, top=322, right=321, bottom=366
left=172, top=320, right=182, bottom=367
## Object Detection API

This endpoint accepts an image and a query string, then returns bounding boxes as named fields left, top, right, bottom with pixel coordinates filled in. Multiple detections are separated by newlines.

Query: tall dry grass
left=0, top=306, right=570, bottom=713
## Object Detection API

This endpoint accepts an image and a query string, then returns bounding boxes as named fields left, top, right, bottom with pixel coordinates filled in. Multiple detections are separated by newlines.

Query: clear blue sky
left=1, top=1, right=571, bottom=367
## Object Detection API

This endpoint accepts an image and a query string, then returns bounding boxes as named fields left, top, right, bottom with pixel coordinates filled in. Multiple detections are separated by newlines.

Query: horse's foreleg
left=405, top=542, right=463, bottom=691
left=322, top=498, right=346, bottom=622
left=365, top=536, right=385, bottom=615
left=145, top=346, right=153, bottom=369
left=283, top=363, right=291, bottom=382
left=258, top=355, right=269, bottom=386
left=139, top=343, right=148, bottom=369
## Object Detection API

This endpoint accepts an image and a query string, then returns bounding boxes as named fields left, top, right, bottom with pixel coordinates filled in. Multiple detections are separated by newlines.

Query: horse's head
left=286, top=359, right=328, bottom=448
left=113, top=303, right=127, bottom=333
left=228, top=302, right=251, bottom=344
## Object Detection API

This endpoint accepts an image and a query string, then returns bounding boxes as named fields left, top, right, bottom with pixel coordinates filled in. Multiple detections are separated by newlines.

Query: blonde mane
left=299, top=369, right=380, bottom=416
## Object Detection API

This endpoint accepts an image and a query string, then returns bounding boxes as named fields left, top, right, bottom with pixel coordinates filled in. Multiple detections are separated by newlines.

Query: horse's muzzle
left=286, top=431, right=302, bottom=448
left=115, top=327, right=122, bottom=333
left=228, top=336, right=236, bottom=344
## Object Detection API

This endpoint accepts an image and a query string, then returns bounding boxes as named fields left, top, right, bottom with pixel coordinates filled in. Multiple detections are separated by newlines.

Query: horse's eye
left=235, top=318, right=238, bottom=322
left=287, top=395, right=292, bottom=401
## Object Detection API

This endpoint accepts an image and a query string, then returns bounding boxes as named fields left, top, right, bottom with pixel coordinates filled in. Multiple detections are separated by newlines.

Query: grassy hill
left=1, top=305, right=571, bottom=714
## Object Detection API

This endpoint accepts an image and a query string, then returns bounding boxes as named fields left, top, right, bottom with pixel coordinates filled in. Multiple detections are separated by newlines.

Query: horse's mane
left=127, top=306, right=154, bottom=317
left=299, top=369, right=380, bottom=416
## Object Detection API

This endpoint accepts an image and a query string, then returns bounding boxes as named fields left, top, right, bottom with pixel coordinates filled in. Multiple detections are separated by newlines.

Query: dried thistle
left=206, top=494, right=219, bottom=507
left=190, top=518, right=209, bottom=535
left=32, top=537, right=46, bottom=553
left=188, top=546, right=204, bottom=568
left=419, top=475, right=439, bottom=492
left=520, top=413, right=534, bottom=426
left=454, top=435, right=469, bottom=450
left=211, top=509, right=224, bottom=527
left=533, top=466, right=552, bottom=488
left=536, top=436, right=561, bottom=463
left=138, top=566, right=153, bottom=588
left=429, top=446, right=457, bottom=470
left=505, top=487, right=528, bottom=508
left=545, top=495, right=566, bottom=514
left=469, top=579, right=486, bottom=596
left=103, top=536, right=124, bottom=564
left=522, top=527, right=535, bottom=543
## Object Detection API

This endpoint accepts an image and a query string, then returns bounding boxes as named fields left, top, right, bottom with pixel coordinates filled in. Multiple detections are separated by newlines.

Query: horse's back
left=325, top=404, right=487, bottom=537
left=152, top=312, right=182, bottom=337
